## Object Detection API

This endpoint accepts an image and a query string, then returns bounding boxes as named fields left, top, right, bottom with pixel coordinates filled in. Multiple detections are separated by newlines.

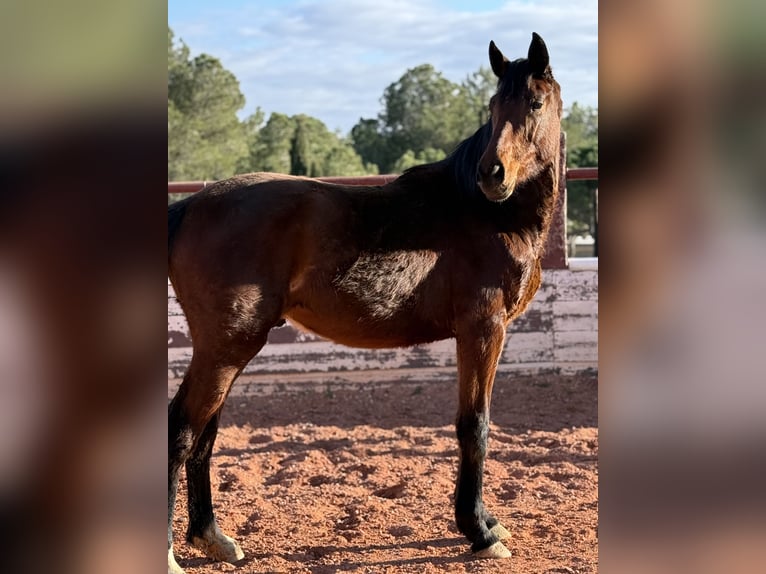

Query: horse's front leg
left=454, top=315, right=512, bottom=558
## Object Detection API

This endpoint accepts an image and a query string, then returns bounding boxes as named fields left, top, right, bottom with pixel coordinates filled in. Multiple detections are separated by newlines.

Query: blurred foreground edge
left=0, top=103, right=167, bottom=574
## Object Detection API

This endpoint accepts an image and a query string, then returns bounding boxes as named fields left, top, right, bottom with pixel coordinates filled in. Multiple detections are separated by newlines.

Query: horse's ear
left=528, top=32, right=550, bottom=75
left=489, top=40, right=508, bottom=78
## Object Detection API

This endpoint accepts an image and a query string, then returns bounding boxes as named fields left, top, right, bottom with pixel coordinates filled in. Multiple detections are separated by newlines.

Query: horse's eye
left=531, top=100, right=543, bottom=111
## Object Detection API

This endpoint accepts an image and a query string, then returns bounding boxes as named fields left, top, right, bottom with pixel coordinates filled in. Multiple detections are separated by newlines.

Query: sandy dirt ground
left=171, top=372, right=598, bottom=573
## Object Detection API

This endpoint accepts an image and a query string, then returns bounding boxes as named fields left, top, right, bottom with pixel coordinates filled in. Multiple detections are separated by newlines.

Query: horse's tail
left=168, top=196, right=193, bottom=266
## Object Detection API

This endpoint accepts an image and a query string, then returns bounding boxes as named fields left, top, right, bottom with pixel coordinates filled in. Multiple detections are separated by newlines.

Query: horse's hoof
left=190, top=524, right=245, bottom=563
left=168, top=548, right=185, bottom=574
left=489, top=522, right=512, bottom=540
left=474, top=541, right=512, bottom=559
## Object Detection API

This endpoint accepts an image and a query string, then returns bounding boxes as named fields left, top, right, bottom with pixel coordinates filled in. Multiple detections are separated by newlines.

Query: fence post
left=541, top=131, right=568, bottom=269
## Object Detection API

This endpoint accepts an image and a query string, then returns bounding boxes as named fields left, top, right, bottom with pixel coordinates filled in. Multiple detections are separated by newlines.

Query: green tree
left=168, top=100, right=201, bottom=180
left=235, top=108, right=266, bottom=174
left=351, top=118, right=391, bottom=173
left=168, top=28, right=193, bottom=109
left=323, top=139, right=378, bottom=176
left=353, top=64, right=496, bottom=174
left=168, top=27, right=248, bottom=180
left=290, top=117, right=313, bottom=176
left=459, top=66, right=496, bottom=134
left=240, top=112, right=374, bottom=177
left=378, top=64, right=470, bottom=170
left=244, top=112, right=293, bottom=173
left=561, top=103, right=598, bottom=244
left=392, top=147, right=447, bottom=172
left=561, top=102, right=598, bottom=155
left=567, top=144, right=598, bottom=237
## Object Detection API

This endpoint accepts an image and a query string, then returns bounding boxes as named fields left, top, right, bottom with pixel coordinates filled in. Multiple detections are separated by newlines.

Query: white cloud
left=171, top=0, right=597, bottom=134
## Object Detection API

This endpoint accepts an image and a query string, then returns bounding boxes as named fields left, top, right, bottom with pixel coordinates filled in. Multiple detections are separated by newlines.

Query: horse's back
left=168, top=174, right=356, bottom=324
left=172, top=173, right=355, bottom=263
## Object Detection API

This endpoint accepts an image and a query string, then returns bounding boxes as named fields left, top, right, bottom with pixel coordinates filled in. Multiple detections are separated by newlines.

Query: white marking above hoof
left=474, top=541, right=512, bottom=559
left=168, top=548, right=185, bottom=574
left=489, top=523, right=512, bottom=540
left=190, top=524, right=245, bottom=563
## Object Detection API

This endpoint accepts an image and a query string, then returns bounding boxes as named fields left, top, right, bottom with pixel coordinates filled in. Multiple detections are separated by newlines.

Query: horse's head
left=477, top=33, right=562, bottom=202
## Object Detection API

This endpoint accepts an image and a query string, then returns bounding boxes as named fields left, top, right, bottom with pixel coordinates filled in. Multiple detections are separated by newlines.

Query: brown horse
left=168, top=33, right=562, bottom=573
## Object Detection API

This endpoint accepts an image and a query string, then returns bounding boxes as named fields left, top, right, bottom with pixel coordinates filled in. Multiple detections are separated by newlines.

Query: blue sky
left=169, top=0, right=597, bottom=134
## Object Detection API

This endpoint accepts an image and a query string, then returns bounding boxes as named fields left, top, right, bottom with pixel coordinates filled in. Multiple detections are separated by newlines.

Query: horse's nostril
left=478, top=163, right=504, bottom=183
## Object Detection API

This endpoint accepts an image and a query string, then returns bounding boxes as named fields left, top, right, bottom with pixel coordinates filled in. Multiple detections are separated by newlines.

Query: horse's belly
left=284, top=307, right=452, bottom=349
left=285, top=250, right=453, bottom=348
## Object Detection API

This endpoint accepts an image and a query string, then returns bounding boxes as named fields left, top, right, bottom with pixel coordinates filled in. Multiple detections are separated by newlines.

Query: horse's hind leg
left=184, top=410, right=242, bottom=561
left=168, top=322, right=271, bottom=573
left=168, top=354, right=246, bottom=572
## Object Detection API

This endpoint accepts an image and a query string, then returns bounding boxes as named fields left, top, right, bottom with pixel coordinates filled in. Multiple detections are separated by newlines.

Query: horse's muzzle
left=477, top=161, right=518, bottom=202
left=478, top=179, right=515, bottom=202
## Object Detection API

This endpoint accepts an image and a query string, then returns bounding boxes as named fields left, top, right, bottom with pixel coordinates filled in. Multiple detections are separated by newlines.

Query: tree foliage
left=561, top=103, right=599, bottom=238
left=351, top=64, right=495, bottom=173
left=169, top=27, right=371, bottom=180
left=238, top=112, right=376, bottom=177
left=350, top=119, right=389, bottom=174
left=459, top=66, right=496, bottom=131
left=380, top=64, right=467, bottom=166
left=168, top=28, right=248, bottom=180
left=393, top=148, right=447, bottom=173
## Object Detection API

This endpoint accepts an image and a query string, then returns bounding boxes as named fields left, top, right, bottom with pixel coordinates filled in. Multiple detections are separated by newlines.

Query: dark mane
left=444, top=121, right=492, bottom=200
left=395, top=121, right=491, bottom=201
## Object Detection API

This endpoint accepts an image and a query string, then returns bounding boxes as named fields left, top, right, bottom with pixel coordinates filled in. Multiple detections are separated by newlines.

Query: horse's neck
left=392, top=159, right=559, bottom=260
left=498, top=162, right=560, bottom=260
left=396, top=163, right=452, bottom=191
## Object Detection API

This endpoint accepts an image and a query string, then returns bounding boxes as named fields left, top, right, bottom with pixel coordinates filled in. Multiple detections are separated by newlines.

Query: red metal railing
left=167, top=168, right=596, bottom=195
left=565, top=167, right=598, bottom=181
left=167, top=175, right=401, bottom=195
